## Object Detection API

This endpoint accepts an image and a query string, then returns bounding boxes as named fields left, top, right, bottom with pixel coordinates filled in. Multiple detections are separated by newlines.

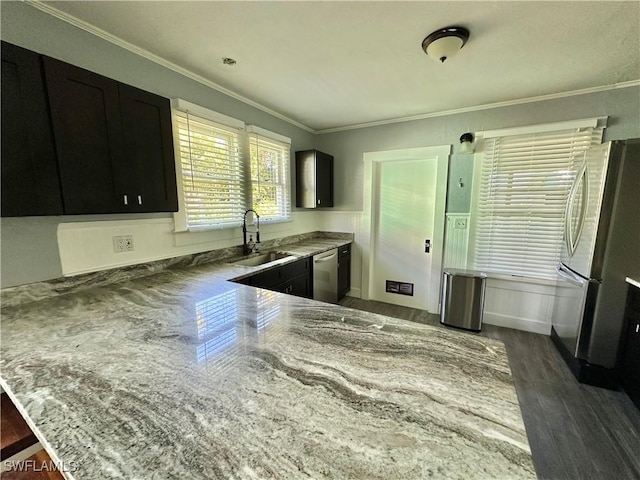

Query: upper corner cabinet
left=1, top=41, right=63, bottom=217
left=295, top=149, right=334, bottom=208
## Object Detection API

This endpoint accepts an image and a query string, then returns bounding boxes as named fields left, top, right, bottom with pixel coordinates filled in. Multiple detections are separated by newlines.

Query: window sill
left=484, top=272, right=556, bottom=287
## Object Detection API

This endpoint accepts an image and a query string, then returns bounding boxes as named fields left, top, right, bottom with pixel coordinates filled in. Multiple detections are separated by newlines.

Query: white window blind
left=173, top=102, right=246, bottom=231
left=247, top=126, right=291, bottom=223
left=472, top=124, right=604, bottom=280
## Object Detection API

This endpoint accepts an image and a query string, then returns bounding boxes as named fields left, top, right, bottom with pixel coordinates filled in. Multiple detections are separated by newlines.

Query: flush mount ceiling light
left=422, top=26, right=469, bottom=63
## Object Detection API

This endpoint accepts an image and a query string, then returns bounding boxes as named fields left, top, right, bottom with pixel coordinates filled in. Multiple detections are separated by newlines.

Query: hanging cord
left=186, top=111, right=196, bottom=194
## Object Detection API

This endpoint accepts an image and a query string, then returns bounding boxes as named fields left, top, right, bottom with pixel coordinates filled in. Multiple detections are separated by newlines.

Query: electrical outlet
left=454, top=218, right=468, bottom=229
left=113, top=235, right=134, bottom=253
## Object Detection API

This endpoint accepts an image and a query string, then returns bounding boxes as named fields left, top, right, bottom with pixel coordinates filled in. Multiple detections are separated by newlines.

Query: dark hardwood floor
left=339, top=297, right=640, bottom=480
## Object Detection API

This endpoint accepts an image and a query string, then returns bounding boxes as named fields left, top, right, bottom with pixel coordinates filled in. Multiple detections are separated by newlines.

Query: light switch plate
left=454, top=218, right=468, bottom=229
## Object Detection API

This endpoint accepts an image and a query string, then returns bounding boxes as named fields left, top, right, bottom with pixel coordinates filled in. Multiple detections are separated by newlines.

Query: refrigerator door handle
left=556, top=264, right=586, bottom=286
left=565, top=161, right=589, bottom=256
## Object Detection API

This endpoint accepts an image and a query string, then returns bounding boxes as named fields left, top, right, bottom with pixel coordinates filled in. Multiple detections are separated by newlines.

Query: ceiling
left=37, top=1, right=640, bottom=132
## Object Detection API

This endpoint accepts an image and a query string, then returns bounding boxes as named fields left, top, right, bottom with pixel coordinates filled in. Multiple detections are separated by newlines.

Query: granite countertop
left=0, top=235, right=535, bottom=479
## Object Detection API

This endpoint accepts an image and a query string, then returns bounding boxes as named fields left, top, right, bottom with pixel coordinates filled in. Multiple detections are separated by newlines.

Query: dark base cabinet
left=236, top=257, right=312, bottom=299
left=276, top=273, right=311, bottom=298
left=338, top=243, right=351, bottom=300
left=1, top=41, right=63, bottom=217
left=620, top=285, right=640, bottom=409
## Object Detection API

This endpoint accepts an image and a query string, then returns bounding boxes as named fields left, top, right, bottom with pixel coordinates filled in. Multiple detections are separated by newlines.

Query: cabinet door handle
left=123, top=195, right=128, bottom=205
left=317, top=199, right=321, bottom=205
left=636, top=324, right=639, bottom=333
left=138, top=195, right=143, bottom=205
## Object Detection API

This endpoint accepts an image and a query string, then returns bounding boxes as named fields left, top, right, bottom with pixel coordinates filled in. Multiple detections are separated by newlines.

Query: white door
left=362, top=146, right=450, bottom=313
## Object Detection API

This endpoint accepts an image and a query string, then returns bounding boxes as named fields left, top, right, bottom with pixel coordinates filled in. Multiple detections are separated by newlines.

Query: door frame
left=360, top=145, right=451, bottom=313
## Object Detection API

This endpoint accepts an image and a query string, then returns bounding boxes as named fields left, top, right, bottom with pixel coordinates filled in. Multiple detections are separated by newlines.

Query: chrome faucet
left=242, top=209, right=260, bottom=255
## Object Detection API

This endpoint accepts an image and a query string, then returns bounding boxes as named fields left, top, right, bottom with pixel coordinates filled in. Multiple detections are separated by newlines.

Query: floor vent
left=385, top=281, right=414, bottom=296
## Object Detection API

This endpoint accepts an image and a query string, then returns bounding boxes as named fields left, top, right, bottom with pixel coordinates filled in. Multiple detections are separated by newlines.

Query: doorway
left=361, top=146, right=450, bottom=313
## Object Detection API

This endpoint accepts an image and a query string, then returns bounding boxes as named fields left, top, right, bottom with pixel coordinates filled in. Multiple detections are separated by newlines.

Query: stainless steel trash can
left=440, top=269, right=487, bottom=332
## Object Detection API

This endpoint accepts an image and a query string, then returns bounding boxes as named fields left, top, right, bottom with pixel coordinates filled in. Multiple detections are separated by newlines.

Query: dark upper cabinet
left=1, top=42, right=63, bottom=217
left=119, top=84, right=177, bottom=212
left=43, top=56, right=126, bottom=214
left=43, top=56, right=177, bottom=214
left=295, top=149, right=333, bottom=208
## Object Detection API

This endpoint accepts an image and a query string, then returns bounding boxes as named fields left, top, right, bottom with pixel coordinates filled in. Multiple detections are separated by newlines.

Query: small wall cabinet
left=1, top=41, right=63, bottom=216
left=338, top=243, right=351, bottom=300
left=620, top=284, right=640, bottom=409
left=295, top=149, right=333, bottom=208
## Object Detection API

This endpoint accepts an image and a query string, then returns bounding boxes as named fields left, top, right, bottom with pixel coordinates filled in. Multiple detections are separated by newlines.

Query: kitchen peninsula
left=0, top=234, right=535, bottom=479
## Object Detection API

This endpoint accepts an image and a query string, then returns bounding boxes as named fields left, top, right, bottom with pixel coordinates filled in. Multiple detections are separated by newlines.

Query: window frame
left=468, top=117, right=606, bottom=281
left=246, top=125, right=292, bottom=224
left=171, top=100, right=292, bottom=232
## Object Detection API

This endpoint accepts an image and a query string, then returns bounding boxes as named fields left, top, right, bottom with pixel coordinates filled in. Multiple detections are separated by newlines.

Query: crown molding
left=26, top=0, right=640, bottom=137
left=316, top=80, right=640, bottom=134
left=25, top=0, right=315, bottom=134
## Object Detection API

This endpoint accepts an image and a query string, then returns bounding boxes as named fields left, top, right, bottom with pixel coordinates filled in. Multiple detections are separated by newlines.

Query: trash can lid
left=443, top=268, right=488, bottom=278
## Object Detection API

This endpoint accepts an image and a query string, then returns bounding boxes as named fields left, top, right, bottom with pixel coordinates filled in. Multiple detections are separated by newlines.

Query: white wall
left=56, top=211, right=364, bottom=298
left=56, top=213, right=317, bottom=276
left=316, top=88, right=639, bottom=333
left=316, top=87, right=640, bottom=212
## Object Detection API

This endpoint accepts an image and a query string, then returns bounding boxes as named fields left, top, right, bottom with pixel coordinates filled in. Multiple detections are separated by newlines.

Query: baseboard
left=483, top=311, right=551, bottom=335
left=346, top=287, right=361, bottom=298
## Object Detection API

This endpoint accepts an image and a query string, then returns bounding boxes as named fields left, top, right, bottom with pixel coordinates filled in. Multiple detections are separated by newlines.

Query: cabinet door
left=315, top=151, right=334, bottom=207
left=621, top=308, right=640, bottom=408
left=250, top=267, right=283, bottom=290
left=1, top=42, right=62, bottom=216
left=43, top=56, right=126, bottom=214
left=118, top=84, right=178, bottom=212
left=296, top=150, right=333, bottom=208
left=291, top=273, right=312, bottom=298
left=277, top=273, right=311, bottom=298
left=338, top=251, right=351, bottom=299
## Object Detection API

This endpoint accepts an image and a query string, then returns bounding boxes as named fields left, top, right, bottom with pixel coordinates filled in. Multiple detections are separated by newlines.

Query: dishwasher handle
left=314, top=252, right=337, bottom=263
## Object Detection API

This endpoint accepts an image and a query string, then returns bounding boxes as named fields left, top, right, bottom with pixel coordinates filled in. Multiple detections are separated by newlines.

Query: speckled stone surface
left=0, top=236, right=535, bottom=479
left=0, top=231, right=352, bottom=308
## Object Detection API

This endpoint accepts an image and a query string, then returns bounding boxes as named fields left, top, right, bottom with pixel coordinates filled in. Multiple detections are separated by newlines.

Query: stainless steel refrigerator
left=551, top=139, right=640, bottom=388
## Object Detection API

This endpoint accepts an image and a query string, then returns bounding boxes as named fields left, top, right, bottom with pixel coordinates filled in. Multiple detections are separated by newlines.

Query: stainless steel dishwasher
left=313, top=248, right=338, bottom=303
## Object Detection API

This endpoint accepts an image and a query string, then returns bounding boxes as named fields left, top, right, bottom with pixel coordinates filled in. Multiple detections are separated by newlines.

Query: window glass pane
left=472, top=127, right=603, bottom=280
left=248, top=131, right=291, bottom=223
left=175, top=110, right=245, bottom=229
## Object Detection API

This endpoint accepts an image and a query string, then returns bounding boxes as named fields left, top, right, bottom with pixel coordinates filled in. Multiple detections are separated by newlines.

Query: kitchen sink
left=227, top=251, right=294, bottom=267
